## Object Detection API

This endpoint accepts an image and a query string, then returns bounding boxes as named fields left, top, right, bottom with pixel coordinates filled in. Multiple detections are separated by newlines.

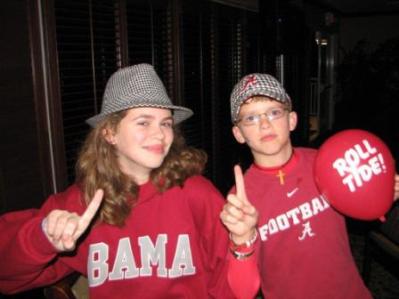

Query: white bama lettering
left=168, top=235, right=196, bottom=277
left=109, top=238, right=139, bottom=281
left=139, top=234, right=167, bottom=277
left=88, top=243, right=109, bottom=287
left=88, top=234, right=196, bottom=287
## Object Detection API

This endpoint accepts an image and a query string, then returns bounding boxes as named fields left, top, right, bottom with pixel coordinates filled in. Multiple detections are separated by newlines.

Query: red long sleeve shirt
left=228, top=148, right=372, bottom=299
left=0, top=176, right=236, bottom=299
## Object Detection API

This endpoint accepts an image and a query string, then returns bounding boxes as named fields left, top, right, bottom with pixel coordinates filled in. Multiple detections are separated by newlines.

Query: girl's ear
left=232, top=125, right=246, bottom=144
left=288, top=111, right=298, bottom=132
left=102, top=128, right=116, bottom=145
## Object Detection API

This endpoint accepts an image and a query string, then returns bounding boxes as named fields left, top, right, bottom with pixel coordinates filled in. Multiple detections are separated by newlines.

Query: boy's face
left=232, top=97, right=297, bottom=166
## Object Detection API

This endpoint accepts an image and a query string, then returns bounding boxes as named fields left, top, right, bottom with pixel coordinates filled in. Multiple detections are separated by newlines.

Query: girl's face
left=232, top=98, right=297, bottom=167
left=105, top=107, right=174, bottom=184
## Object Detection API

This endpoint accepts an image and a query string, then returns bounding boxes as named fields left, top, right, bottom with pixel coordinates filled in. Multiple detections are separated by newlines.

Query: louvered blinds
left=180, top=2, right=204, bottom=150
left=49, top=0, right=264, bottom=191
left=126, top=0, right=154, bottom=65
left=54, top=0, right=119, bottom=183
left=207, top=2, right=242, bottom=193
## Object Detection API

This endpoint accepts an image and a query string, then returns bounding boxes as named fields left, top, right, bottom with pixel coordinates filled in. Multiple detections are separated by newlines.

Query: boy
left=221, top=73, right=376, bottom=298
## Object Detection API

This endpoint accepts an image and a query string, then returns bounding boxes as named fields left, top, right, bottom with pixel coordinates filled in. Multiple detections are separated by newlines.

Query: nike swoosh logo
left=287, top=187, right=299, bottom=198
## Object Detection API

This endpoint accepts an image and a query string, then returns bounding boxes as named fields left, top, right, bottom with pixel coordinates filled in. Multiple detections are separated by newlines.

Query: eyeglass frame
left=235, top=107, right=290, bottom=126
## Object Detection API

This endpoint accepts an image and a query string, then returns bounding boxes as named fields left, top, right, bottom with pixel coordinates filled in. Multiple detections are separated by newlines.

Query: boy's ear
left=232, top=125, right=246, bottom=144
left=288, top=111, right=298, bottom=132
left=102, top=128, right=116, bottom=144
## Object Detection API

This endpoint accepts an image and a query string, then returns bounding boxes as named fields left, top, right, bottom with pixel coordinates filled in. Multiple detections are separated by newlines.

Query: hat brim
left=232, top=91, right=291, bottom=122
left=86, top=104, right=193, bottom=127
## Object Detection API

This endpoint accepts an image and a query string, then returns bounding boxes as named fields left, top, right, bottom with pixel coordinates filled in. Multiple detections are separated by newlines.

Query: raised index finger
left=74, top=189, right=104, bottom=238
left=234, top=165, right=248, bottom=203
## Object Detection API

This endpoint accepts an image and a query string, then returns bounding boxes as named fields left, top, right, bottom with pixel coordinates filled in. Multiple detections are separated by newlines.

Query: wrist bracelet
left=229, top=229, right=258, bottom=251
left=229, top=247, right=255, bottom=260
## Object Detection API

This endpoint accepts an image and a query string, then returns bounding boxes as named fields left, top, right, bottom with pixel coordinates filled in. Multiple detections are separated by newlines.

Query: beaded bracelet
left=229, top=230, right=258, bottom=260
left=229, top=229, right=258, bottom=251
left=229, top=247, right=255, bottom=260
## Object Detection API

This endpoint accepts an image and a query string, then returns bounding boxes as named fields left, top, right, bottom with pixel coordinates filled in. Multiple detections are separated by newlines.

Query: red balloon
left=314, top=129, right=395, bottom=221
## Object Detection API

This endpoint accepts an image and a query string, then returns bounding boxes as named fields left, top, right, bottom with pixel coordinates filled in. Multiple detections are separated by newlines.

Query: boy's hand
left=220, top=165, right=258, bottom=245
left=394, top=174, right=399, bottom=201
left=42, top=189, right=104, bottom=252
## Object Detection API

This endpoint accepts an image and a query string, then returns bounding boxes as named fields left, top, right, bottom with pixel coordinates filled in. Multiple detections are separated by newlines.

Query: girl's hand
left=42, top=189, right=104, bottom=252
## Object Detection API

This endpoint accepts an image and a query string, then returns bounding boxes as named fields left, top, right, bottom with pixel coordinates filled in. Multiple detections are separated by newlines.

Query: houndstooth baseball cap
left=86, top=63, right=193, bottom=127
left=230, top=73, right=291, bottom=123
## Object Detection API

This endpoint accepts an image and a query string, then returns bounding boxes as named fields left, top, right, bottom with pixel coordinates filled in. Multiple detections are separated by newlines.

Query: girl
left=0, top=64, right=235, bottom=298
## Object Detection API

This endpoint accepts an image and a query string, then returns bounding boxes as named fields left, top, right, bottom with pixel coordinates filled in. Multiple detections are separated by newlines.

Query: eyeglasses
left=236, top=107, right=289, bottom=126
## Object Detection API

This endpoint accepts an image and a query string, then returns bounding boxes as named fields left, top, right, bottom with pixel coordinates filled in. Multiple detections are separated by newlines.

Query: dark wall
left=0, top=0, right=50, bottom=213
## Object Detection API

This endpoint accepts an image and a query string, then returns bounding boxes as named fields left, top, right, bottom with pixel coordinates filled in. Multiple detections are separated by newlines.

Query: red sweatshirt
left=0, top=175, right=235, bottom=299
left=230, top=148, right=372, bottom=299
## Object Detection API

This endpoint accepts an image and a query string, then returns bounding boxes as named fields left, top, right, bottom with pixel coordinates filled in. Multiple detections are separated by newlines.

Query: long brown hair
left=75, top=110, right=206, bottom=226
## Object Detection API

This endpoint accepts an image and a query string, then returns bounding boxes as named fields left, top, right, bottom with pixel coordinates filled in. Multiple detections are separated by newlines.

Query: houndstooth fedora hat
left=230, top=73, right=291, bottom=123
left=86, top=63, right=193, bottom=127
